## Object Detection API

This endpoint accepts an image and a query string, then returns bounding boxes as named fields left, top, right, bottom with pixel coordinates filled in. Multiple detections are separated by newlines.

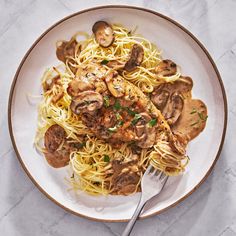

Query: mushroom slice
left=44, top=124, right=66, bottom=153
left=155, top=59, right=177, bottom=77
left=124, top=44, right=144, bottom=72
left=151, top=89, right=170, bottom=111
left=105, top=72, right=126, bottom=98
left=106, top=60, right=125, bottom=70
left=134, top=113, right=157, bottom=148
left=162, top=92, right=184, bottom=125
left=70, top=91, right=103, bottom=115
left=92, top=21, right=114, bottom=47
left=56, top=38, right=78, bottom=63
left=67, top=79, right=94, bottom=97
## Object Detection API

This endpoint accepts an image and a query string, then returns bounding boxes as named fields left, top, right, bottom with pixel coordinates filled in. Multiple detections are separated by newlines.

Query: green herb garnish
left=190, top=120, right=200, bottom=126
left=103, top=155, right=110, bottom=162
left=103, top=95, right=110, bottom=107
left=108, top=126, right=117, bottom=132
left=198, top=112, right=208, bottom=121
left=47, top=116, right=51, bottom=119
left=117, top=120, right=124, bottom=126
left=131, top=113, right=142, bottom=125
left=190, top=108, right=197, bottom=114
left=126, top=107, right=137, bottom=116
left=115, top=113, right=122, bottom=120
left=113, top=100, right=121, bottom=110
left=71, top=173, right=74, bottom=178
left=148, top=118, right=157, bottom=127
left=101, top=59, right=109, bottom=65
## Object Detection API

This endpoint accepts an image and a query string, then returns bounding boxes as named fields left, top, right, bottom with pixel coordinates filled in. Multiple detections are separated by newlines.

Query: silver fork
left=122, top=165, right=169, bottom=236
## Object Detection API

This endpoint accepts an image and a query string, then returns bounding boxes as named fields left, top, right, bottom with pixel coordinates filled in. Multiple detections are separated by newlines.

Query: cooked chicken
left=105, top=72, right=126, bottom=98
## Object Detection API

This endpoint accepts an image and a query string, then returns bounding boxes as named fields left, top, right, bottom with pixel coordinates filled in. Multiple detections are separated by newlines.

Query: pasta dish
left=35, top=21, right=208, bottom=195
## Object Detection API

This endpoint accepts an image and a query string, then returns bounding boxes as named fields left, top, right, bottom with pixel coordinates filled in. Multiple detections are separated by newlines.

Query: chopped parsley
left=71, top=173, right=74, bottom=178
left=103, top=95, right=110, bottom=107
left=198, top=112, right=208, bottom=121
left=101, top=59, right=109, bottom=65
left=131, top=113, right=142, bottom=125
left=47, top=116, right=51, bottom=119
left=115, top=113, right=122, bottom=120
left=190, top=120, right=200, bottom=126
left=148, top=118, right=157, bottom=127
left=117, top=120, right=124, bottom=126
left=126, top=107, right=137, bottom=116
left=190, top=108, right=197, bottom=114
left=113, top=100, right=121, bottom=110
left=103, top=155, right=110, bottom=162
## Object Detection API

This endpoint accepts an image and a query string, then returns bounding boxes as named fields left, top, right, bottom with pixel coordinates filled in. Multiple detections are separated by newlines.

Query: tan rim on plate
left=8, top=5, right=227, bottom=222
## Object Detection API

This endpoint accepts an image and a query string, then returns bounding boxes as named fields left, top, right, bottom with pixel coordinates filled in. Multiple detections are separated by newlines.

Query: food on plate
left=35, top=21, right=208, bottom=195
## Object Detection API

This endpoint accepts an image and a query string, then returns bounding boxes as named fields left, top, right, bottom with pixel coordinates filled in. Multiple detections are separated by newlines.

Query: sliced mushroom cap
left=124, top=44, right=144, bottom=72
left=44, top=149, right=70, bottom=168
left=151, top=89, right=170, bottom=111
left=92, top=21, right=114, bottom=47
left=105, top=72, right=126, bottom=98
left=67, top=79, right=94, bottom=97
left=44, top=141, right=82, bottom=168
left=155, top=59, right=177, bottom=77
left=175, top=76, right=193, bottom=95
left=70, top=91, right=103, bottom=115
left=162, top=92, right=184, bottom=125
left=134, top=113, right=157, bottom=148
left=106, top=60, right=125, bottom=70
left=44, top=124, right=66, bottom=153
left=56, top=38, right=78, bottom=63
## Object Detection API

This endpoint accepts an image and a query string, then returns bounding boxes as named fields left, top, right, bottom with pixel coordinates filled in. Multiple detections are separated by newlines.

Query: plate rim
left=7, top=5, right=228, bottom=222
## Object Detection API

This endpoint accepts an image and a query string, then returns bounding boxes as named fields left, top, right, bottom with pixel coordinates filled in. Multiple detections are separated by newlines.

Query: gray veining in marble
left=0, top=0, right=236, bottom=235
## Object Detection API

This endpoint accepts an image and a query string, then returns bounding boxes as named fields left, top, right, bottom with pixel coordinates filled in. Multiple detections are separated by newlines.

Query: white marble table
left=0, top=0, right=236, bottom=235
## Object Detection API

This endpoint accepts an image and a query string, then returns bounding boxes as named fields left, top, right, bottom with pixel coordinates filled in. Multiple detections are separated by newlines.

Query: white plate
left=8, top=6, right=227, bottom=222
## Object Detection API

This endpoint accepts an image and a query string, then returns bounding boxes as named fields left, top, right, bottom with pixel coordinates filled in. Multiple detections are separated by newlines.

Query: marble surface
left=0, top=0, right=235, bottom=235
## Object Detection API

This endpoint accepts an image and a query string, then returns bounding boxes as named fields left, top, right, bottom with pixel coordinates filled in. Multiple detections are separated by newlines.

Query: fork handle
left=122, top=198, right=146, bottom=236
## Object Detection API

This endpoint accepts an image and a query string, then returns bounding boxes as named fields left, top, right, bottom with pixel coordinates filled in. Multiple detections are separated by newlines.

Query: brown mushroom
left=44, top=124, right=66, bottom=153
left=44, top=140, right=82, bottom=168
left=106, top=60, right=125, bottom=70
left=151, top=88, right=170, bottom=111
left=70, top=91, right=103, bottom=115
left=92, top=21, right=114, bottom=47
left=56, top=38, right=78, bottom=63
left=124, top=44, right=144, bottom=72
left=155, top=59, right=177, bottom=77
left=162, top=92, right=184, bottom=125
left=105, top=72, right=126, bottom=98
left=134, top=113, right=157, bottom=148
left=67, top=79, right=94, bottom=97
